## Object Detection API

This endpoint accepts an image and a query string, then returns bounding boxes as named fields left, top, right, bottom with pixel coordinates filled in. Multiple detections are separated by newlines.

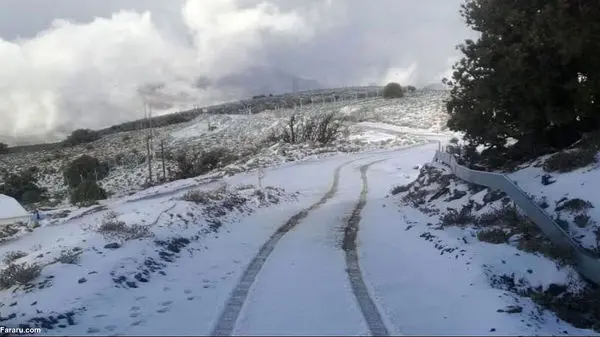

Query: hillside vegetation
left=0, top=88, right=449, bottom=207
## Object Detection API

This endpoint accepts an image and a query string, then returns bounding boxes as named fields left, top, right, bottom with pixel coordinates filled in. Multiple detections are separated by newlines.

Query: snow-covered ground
left=1, top=88, right=598, bottom=335
left=509, top=156, right=600, bottom=252
left=1, top=139, right=596, bottom=335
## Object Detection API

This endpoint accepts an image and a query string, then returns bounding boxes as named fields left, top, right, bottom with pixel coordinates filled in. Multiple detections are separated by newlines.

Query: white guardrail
left=433, top=147, right=600, bottom=285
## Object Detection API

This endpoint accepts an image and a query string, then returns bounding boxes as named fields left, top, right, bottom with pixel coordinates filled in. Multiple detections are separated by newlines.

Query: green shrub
left=56, top=249, right=81, bottom=264
left=529, top=284, right=600, bottom=332
left=96, top=211, right=152, bottom=241
left=63, top=129, right=100, bottom=146
left=478, top=205, right=523, bottom=227
left=440, top=205, right=476, bottom=227
left=578, top=129, right=600, bottom=151
left=402, top=188, right=429, bottom=206
left=3, top=251, right=27, bottom=265
left=543, top=148, right=597, bottom=173
left=183, top=190, right=214, bottom=204
left=70, top=180, right=107, bottom=205
left=63, top=155, right=110, bottom=188
left=383, top=82, right=404, bottom=99
left=477, top=228, right=510, bottom=244
left=0, top=263, right=42, bottom=289
left=0, top=169, right=46, bottom=205
left=175, top=147, right=237, bottom=179
left=556, top=198, right=593, bottom=213
left=390, top=184, right=411, bottom=195
left=574, top=214, right=592, bottom=228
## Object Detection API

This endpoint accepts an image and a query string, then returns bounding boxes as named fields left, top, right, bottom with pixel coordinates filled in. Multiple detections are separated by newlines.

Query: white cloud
left=0, top=0, right=472, bottom=144
left=0, top=0, right=324, bottom=142
left=380, top=64, right=419, bottom=86
left=181, top=0, right=314, bottom=78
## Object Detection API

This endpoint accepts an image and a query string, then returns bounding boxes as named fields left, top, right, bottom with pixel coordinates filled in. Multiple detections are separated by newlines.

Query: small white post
left=258, top=163, right=265, bottom=192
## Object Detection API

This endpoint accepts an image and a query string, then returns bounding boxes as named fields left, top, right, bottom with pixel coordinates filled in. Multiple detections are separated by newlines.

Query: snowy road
left=211, top=144, right=437, bottom=336
left=4, top=138, right=592, bottom=336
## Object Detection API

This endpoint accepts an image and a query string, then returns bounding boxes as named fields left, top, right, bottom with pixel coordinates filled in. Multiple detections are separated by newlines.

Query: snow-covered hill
left=0, top=89, right=450, bottom=202
left=2, top=87, right=599, bottom=335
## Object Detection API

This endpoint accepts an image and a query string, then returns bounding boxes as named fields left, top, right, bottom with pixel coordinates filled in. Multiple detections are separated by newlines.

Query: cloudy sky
left=0, top=0, right=473, bottom=144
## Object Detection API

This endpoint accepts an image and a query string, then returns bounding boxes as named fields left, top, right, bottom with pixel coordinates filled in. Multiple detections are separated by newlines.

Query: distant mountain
left=195, top=67, right=323, bottom=97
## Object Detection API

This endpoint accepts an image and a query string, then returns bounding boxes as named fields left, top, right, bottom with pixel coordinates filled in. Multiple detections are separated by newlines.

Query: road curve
left=211, top=156, right=370, bottom=336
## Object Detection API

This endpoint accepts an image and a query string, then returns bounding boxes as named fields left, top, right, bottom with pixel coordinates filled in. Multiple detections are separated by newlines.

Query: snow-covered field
left=2, top=88, right=599, bottom=335
left=0, top=90, right=448, bottom=203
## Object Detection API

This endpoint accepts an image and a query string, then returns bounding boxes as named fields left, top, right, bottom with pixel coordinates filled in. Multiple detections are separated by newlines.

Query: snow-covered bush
left=175, top=147, right=237, bottom=179
left=96, top=211, right=151, bottom=241
left=477, top=228, right=510, bottom=244
left=3, top=251, right=27, bottom=265
left=272, top=112, right=345, bottom=145
left=543, top=148, right=597, bottom=173
left=56, top=249, right=81, bottom=264
left=69, top=180, right=107, bottom=205
left=0, top=263, right=42, bottom=289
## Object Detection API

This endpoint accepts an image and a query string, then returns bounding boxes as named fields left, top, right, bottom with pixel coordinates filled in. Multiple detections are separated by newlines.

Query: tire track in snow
left=211, top=156, right=371, bottom=336
left=343, top=159, right=390, bottom=336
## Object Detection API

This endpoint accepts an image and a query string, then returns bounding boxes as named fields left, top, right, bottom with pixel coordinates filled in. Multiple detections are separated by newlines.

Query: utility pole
left=161, top=139, right=166, bottom=182
left=144, top=102, right=153, bottom=184
left=146, top=134, right=153, bottom=184
left=148, top=104, right=154, bottom=154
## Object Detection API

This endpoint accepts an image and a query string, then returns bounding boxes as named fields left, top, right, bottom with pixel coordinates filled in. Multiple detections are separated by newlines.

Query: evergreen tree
left=446, top=0, right=600, bottom=157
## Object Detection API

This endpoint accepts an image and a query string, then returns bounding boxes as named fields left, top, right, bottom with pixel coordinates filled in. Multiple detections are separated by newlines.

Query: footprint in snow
left=160, top=301, right=173, bottom=306
left=156, top=307, right=170, bottom=314
left=184, top=289, right=192, bottom=294
left=131, top=319, right=145, bottom=326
